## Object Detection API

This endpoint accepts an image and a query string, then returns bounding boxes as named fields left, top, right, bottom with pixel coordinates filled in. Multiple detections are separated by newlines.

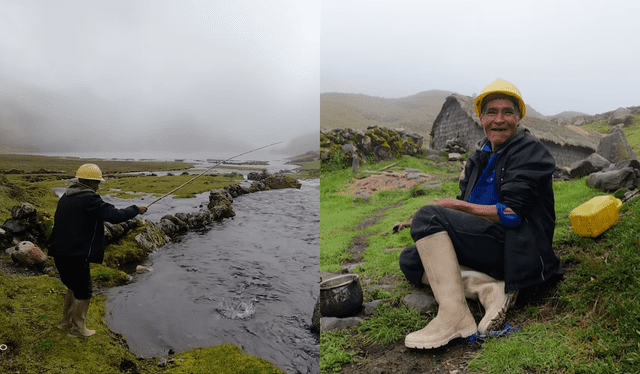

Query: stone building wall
left=429, top=100, right=484, bottom=152
left=541, top=141, right=595, bottom=168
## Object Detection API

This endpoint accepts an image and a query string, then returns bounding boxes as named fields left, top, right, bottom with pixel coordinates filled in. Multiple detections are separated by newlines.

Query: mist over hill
left=0, top=80, right=265, bottom=155
left=271, top=131, right=318, bottom=157
left=321, top=90, right=595, bottom=138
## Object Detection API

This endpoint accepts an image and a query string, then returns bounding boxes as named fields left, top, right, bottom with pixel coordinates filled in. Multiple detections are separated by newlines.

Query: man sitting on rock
left=48, top=163, right=147, bottom=338
left=399, top=79, right=563, bottom=349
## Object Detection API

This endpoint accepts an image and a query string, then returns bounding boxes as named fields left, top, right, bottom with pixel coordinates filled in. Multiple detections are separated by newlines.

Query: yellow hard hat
left=75, top=163, right=105, bottom=181
left=474, top=79, right=526, bottom=118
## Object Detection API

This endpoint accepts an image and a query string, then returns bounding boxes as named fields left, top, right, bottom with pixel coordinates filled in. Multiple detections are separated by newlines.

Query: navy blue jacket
left=49, top=185, right=139, bottom=264
left=458, top=128, right=563, bottom=292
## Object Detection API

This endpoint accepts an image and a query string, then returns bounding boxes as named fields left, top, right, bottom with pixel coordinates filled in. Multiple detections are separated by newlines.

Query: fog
left=321, top=0, right=640, bottom=116
left=0, top=1, right=319, bottom=156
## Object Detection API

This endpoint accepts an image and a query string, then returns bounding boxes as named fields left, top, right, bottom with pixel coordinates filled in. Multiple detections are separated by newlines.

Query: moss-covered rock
left=103, top=218, right=168, bottom=268
left=166, top=344, right=284, bottom=374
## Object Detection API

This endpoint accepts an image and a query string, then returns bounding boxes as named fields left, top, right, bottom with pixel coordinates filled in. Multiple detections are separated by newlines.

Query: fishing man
left=49, top=163, right=147, bottom=337
left=399, top=79, right=563, bottom=349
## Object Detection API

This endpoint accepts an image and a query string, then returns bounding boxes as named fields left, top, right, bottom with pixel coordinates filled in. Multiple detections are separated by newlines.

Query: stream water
left=104, top=179, right=319, bottom=374
left=57, top=152, right=322, bottom=374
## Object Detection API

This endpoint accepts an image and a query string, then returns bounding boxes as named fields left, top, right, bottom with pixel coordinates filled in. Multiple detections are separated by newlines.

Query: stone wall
left=429, top=100, right=484, bottom=153
left=542, top=141, right=595, bottom=168
left=320, top=126, right=424, bottom=166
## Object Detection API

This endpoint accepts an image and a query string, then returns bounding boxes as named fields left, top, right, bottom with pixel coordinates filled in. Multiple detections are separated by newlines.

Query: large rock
left=8, top=241, right=47, bottom=271
left=11, top=203, right=37, bottom=220
left=608, top=107, right=633, bottom=126
left=596, top=127, right=637, bottom=163
left=586, top=167, right=639, bottom=191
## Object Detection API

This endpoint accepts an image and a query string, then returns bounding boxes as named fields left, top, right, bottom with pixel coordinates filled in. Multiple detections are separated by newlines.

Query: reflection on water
left=105, top=179, right=319, bottom=374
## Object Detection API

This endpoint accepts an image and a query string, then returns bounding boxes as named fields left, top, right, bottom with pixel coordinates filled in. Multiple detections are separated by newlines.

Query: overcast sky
left=0, top=0, right=319, bottom=155
left=322, top=0, right=640, bottom=116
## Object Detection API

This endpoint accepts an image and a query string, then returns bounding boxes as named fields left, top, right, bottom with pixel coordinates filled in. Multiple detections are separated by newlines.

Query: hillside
left=320, top=90, right=454, bottom=139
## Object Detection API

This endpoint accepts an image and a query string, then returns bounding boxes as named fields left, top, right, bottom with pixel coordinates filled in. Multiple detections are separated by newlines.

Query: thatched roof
left=447, top=94, right=602, bottom=149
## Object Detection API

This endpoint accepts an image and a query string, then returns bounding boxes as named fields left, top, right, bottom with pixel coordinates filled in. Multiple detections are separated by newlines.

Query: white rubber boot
left=57, top=289, right=74, bottom=330
left=461, top=268, right=518, bottom=334
left=405, top=232, right=477, bottom=349
left=68, top=298, right=96, bottom=338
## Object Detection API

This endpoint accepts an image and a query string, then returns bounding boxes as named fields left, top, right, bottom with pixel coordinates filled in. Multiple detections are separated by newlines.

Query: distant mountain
left=321, top=90, right=596, bottom=138
left=549, top=111, right=590, bottom=121
left=271, top=131, right=318, bottom=156
left=321, top=90, right=455, bottom=138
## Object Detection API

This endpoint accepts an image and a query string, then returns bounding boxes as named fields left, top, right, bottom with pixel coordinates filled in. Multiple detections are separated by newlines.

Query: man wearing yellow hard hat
left=399, top=79, right=563, bottom=349
left=48, top=163, right=147, bottom=338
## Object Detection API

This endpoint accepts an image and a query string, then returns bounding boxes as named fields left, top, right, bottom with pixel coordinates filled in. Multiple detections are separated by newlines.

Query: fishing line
left=146, top=141, right=282, bottom=208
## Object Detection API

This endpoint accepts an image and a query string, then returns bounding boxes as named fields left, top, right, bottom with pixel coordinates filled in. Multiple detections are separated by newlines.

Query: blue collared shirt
left=468, top=143, right=521, bottom=227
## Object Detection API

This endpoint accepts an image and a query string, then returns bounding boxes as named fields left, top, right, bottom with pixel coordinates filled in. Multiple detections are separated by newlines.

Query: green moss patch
left=166, top=345, right=284, bottom=374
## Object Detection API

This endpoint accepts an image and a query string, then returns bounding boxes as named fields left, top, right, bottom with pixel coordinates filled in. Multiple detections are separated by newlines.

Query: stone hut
left=430, top=94, right=603, bottom=167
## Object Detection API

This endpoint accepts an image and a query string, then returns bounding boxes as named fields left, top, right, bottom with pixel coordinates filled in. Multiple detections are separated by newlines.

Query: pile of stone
left=555, top=128, right=639, bottom=191
left=2, top=171, right=303, bottom=271
left=444, top=136, right=468, bottom=154
left=320, top=126, right=424, bottom=167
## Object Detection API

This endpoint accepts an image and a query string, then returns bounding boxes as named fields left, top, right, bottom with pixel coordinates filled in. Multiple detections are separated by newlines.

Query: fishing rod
left=146, top=141, right=282, bottom=208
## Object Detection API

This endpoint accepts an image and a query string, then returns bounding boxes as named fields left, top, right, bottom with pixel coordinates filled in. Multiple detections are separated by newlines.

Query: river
left=43, top=152, right=322, bottom=373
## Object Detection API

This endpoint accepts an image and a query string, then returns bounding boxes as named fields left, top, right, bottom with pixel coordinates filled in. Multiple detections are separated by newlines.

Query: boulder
left=608, top=107, right=633, bottom=126
left=586, top=167, right=639, bottom=191
left=596, top=127, right=637, bottom=163
left=584, top=153, right=611, bottom=171
left=11, top=203, right=36, bottom=220
left=320, top=317, right=362, bottom=332
left=569, top=159, right=599, bottom=179
left=615, top=159, right=640, bottom=171
left=448, top=153, right=462, bottom=162
left=9, top=241, right=47, bottom=271
left=404, top=293, right=437, bottom=314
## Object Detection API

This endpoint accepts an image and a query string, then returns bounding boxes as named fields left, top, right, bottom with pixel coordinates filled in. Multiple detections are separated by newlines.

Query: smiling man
left=398, top=79, right=563, bottom=349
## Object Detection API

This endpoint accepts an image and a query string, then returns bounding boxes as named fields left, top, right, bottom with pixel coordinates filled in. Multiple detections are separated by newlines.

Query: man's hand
left=137, top=206, right=148, bottom=214
left=433, top=198, right=461, bottom=210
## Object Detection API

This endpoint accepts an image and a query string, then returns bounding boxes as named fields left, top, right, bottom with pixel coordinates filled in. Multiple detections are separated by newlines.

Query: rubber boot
left=57, top=289, right=74, bottom=330
left=405, top=231, right=477, bottom=349
left=68, top=298, right=96, bottom=338
left=461, top=268, right=518, bottom=334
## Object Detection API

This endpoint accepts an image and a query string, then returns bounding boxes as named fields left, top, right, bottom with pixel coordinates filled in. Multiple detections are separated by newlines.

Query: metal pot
left=319, top=274, right=363, bottom=318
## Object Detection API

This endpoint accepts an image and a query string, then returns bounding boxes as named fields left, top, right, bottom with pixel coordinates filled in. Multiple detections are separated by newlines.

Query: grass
left=0, top=153, right=194, bottom=174
left=319, top=149, right=640, bottom=373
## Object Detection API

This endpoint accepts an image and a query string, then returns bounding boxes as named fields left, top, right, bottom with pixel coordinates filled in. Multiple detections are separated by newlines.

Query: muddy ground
left=333, top=172, right=565, bottom=374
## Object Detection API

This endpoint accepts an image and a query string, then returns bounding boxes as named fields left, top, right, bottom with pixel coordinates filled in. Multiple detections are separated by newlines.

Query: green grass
left=357, top=302, right=427, bottom=345
left=320, top=151, right=640, bottom=373
left=582, top=113, right=640, bottom=155
left=100, top=173, right=242, bottom=199
left=320, top=330, right=358, bottom=374
left=0, top=153, right=194, bottom=174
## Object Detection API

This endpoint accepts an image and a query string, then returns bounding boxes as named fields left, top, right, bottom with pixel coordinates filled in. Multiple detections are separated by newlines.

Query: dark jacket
left=458, top=127, right=563, bottom=292
left=48, top=180, right=139, bottom=264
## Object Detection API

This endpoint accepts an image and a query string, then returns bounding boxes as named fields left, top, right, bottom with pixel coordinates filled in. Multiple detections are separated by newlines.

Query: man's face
left=479, top=98, right=520, bottom=149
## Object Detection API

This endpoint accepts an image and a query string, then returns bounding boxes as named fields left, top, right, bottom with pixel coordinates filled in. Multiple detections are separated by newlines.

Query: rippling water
left=105, top=179, right=319, bottom=374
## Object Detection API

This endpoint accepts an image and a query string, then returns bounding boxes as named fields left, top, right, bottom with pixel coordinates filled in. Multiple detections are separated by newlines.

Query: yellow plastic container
left=569, top=195, right=622, bottom=237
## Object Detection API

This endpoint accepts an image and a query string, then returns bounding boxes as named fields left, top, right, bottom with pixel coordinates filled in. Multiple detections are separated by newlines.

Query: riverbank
left=1, top=153, right=317, bottom=374
left=319, top=154, right=640, bottom=373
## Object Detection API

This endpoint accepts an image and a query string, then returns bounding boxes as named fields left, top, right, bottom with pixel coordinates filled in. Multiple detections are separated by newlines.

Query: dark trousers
left=54, top=256, right=93, bottom=299
left=399, top=205, right=506, bottom=285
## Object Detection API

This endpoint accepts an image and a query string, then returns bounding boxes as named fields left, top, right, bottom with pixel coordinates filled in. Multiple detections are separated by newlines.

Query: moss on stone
left=166, top=344, right=284, bottom=374
left=90, top=263, right=130, bottom=287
